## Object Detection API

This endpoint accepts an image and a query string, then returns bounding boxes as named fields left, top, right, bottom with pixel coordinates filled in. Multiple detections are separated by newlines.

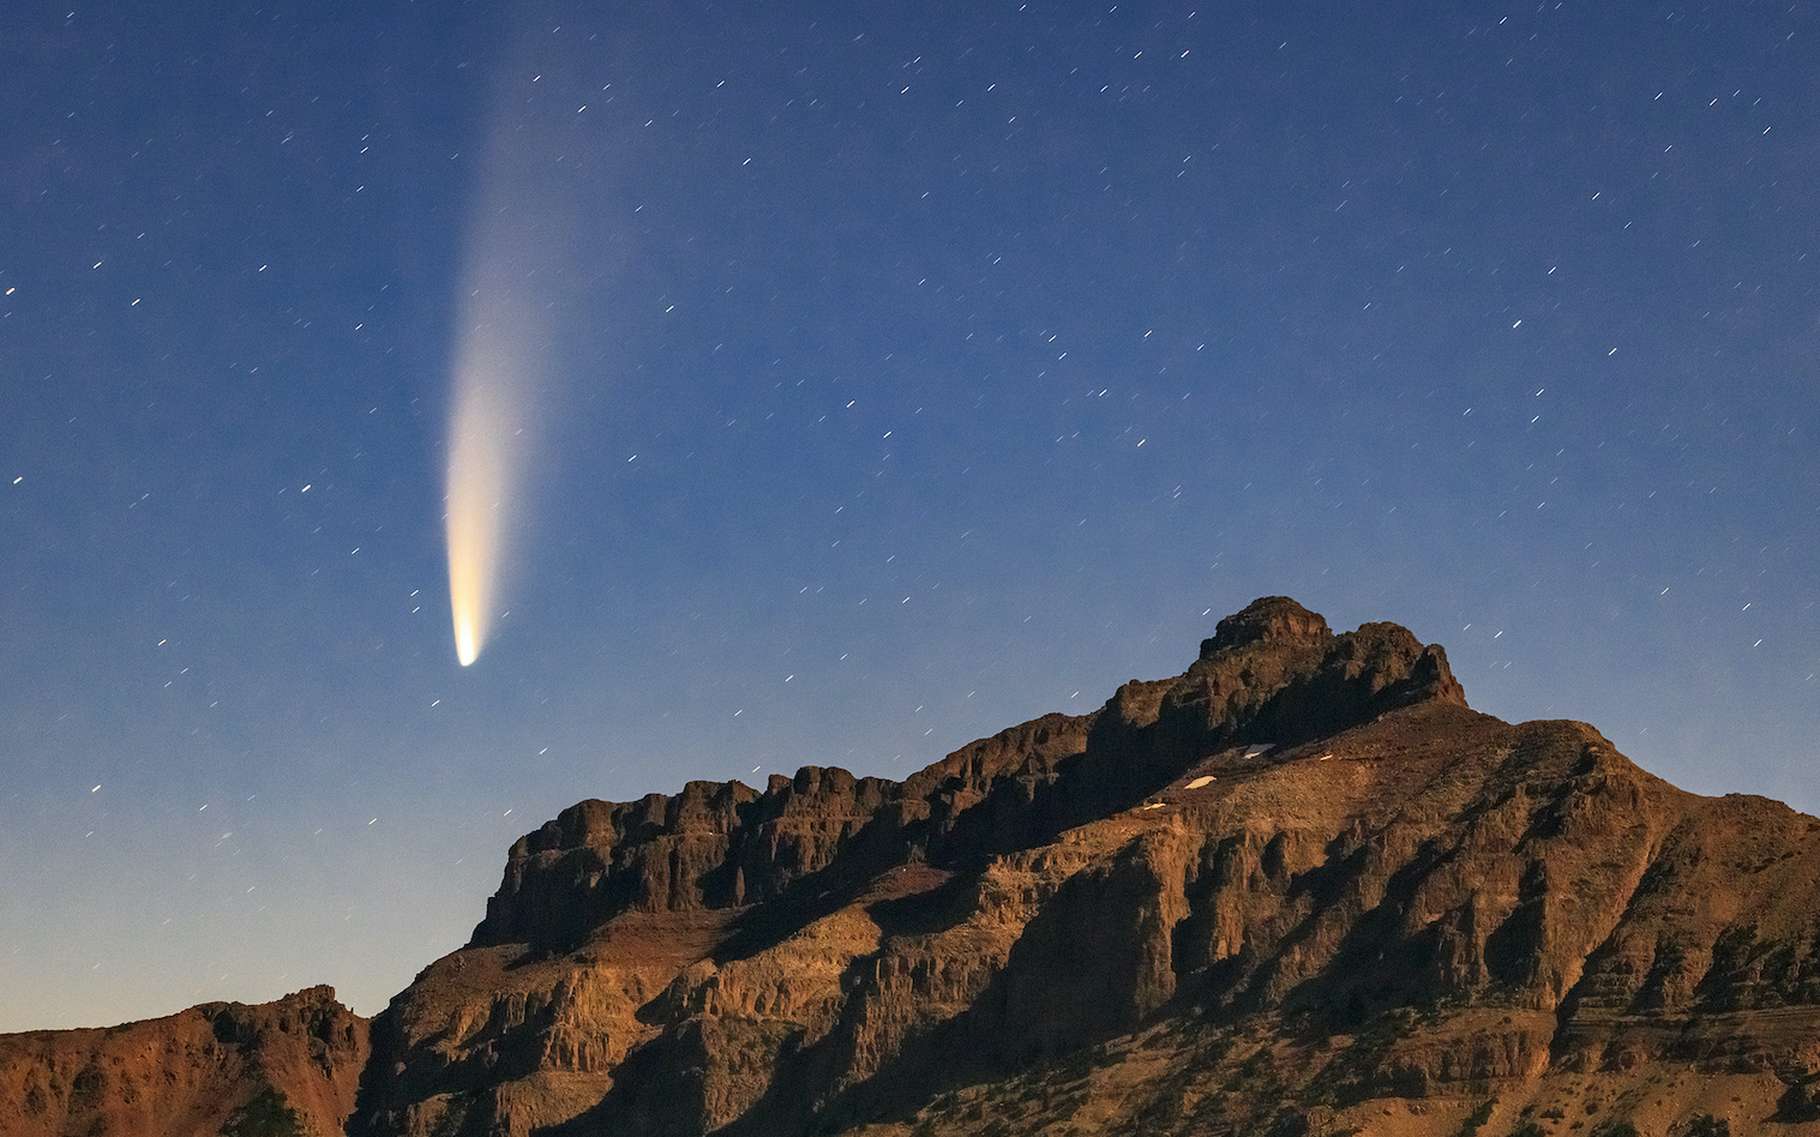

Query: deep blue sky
left=3, top=0, right=1816, bottom=1030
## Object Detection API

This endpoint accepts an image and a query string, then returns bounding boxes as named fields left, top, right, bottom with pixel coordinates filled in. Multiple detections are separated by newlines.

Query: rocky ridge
left=348, top=598, right=1820, bottom=1137
left=6, top=597, right=1820, bottom=1137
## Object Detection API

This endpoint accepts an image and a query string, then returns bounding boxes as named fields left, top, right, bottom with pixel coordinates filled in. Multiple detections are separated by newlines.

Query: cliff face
left=0, top=985, right=367, bottom=1137
left=10, top=598, right=1820, bottom=1137
left=345, top=598, right=1820, bottom=1137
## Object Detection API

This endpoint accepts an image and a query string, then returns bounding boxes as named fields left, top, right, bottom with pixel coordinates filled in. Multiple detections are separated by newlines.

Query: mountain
left=6, top=598, right=1820, bottom=1137
left=0, top=985, right=366, bottom=1137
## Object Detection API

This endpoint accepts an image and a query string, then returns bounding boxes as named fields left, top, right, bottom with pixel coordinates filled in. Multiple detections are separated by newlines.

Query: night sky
left=4, top=1, right=1817, bottom=1032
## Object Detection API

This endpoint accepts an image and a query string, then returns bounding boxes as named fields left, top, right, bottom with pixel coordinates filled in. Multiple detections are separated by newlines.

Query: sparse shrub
left=1268, top=1109, right=1310, bottom=1137
left=1135, top=1087, right=1186, bottom=1128
left=1456, top=1099, right=1495, bottom=1136
left=1778, top=1075, right=1820, bottom=1122
left=221, top=1088, right=304, bottom=1137
left=68, top=1066, right=105, bottom=1109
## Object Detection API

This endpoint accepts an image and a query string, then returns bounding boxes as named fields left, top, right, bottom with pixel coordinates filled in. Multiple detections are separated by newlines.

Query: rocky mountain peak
left=1200, top=594, right=1333, bottom=654
left=15, top=598, right=1818, bottom=1137
left=465, top=600, right=1467, bottom=956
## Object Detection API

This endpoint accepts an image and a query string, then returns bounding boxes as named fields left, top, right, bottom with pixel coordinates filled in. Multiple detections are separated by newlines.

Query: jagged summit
left=466, top=599, right=1466, bottom=951
left=1201, top=594, right=1332, bottom=653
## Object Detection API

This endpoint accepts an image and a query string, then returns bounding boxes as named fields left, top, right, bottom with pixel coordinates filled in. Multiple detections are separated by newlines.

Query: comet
left=443, top=233, right=551, bottom=667
left=445, top=365, right=511, bottom=668
left=442, top=117, right=560, bottom=668
left=440, top=35, right=604, bottom=666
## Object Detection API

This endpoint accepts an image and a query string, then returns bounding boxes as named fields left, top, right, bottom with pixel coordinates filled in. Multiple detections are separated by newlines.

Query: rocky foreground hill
left=6, top=598, right=1820, bottom=1137
left=0, top=985, right=365, bottom=1136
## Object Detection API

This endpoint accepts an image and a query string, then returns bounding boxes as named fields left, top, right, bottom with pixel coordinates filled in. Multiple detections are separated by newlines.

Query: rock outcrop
left=0, top=985, right=367, bottom=1137
left=9, top=598, right=1820, bottom=1137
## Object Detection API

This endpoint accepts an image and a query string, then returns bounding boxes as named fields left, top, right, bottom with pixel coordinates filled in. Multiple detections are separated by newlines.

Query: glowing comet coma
left=445, top=372, right=510, bottom=667
left=443, top=261, right=547, bottom=667
left=442, top=203, right=551, bottom=668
